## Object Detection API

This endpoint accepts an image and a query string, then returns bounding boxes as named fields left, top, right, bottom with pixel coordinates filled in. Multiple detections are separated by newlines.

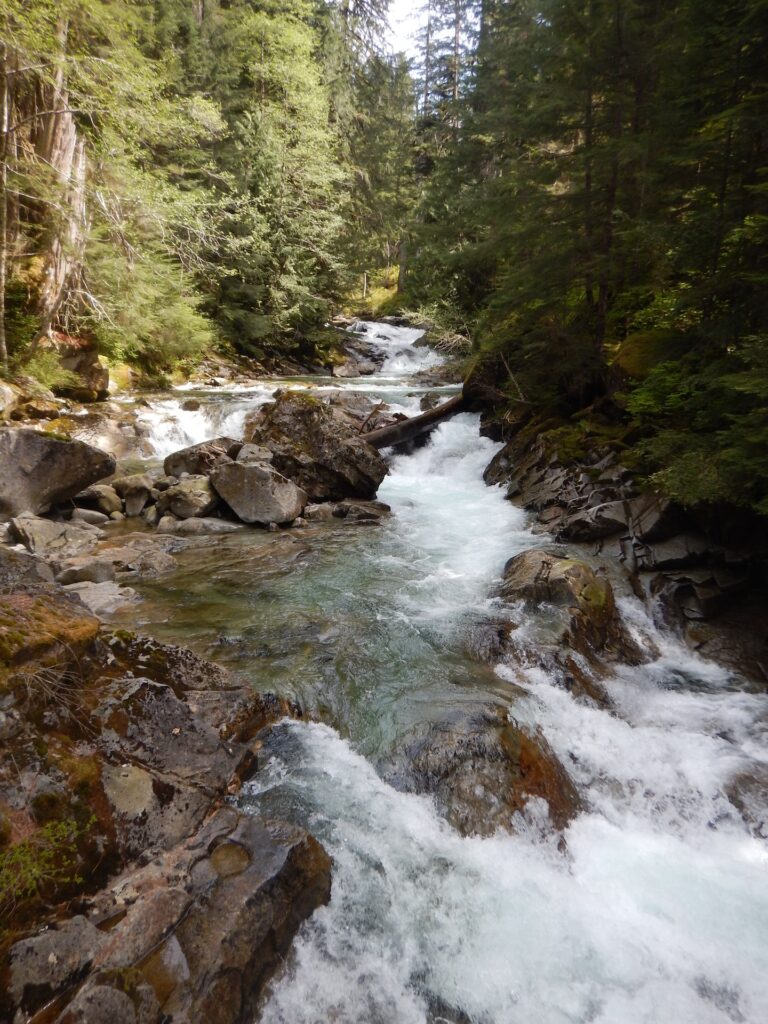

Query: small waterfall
left=132, top=321, right=446, bottom=460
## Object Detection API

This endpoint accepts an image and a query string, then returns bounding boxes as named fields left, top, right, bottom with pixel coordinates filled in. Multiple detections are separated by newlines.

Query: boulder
left=43, top=332, right=110, bottom=402
left=625, top=493, right=689, bottom=542
left=71, top=507, right=110, bottom=526
left=163, top=437, right=242, bottom=479
left=501, top=549, right=642, bottom=662
left=108, top=544, right=177, bottom=578
left=157, top=476, right=218, bottom=519
left=210, top=461, right=307, bottom=525
left=11, top=810, right=331, bottom=1024
left=623, top=532, right=712, bottom=572
left=75, top=482, right=123, bottom=516
left=236, top=442, right=274, bottom=464
left=0, top=428, right=116, bottom=518
left=334, top=499, right=391, bottom=523
left=56, top=557, right=116, bottom=585
left=0, top=589, right=100, bottom=681
left=386, top=705, right=580, bottom=836
left=303, top=502, right=337, bottom=522
left=10, top=513, right=102, bottom=561
left=9, top=916, right=106, bottom=1005
left=0, top=546, right=55, bottom=588
left=14, top=398, right=62, bottom=420
left=248, top=392, right=387, bottom=501
left=156, top=516, right=245, bottom=536
left=559, top=500, right=628, bottom=542
left=62, top=580, right=138, bottom=616
left=0, top=381, right=20, bottom=420
left=113, top=473, right=153, bottom=517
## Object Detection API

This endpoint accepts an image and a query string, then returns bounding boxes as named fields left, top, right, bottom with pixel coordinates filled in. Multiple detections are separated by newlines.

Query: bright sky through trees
left=387, top=0, right=423, bottom=55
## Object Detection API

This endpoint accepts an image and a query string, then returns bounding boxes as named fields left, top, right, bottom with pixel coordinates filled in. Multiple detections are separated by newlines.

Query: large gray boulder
left=0, top=428, right=115, bottom=518
left=163, top=437, right=242, bottom=478
left=248, top=392, right=387, bottom=501
left=211, top=461, right=307, bottom=525
left=156, top=475, right=218, bottom=519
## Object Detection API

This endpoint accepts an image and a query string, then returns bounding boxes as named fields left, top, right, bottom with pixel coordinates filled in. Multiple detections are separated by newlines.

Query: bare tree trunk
left=364, top=394, right=467, bottom=449
left=452, top=0, right=461, bottom=129
left=0, top=42, right=9, bottom=373
left=32, top=20, right=88, bottom=347
left=397, top=237, right=408, bottom=293
left=422, top=3, right=432, bottom=117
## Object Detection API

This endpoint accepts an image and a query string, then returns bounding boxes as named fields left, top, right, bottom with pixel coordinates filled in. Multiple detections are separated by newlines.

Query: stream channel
left=108, top=323, right=767, bottom=1024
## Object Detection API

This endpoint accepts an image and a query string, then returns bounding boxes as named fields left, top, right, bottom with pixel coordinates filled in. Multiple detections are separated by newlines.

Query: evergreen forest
left=2, top=0, right=768, bottom=514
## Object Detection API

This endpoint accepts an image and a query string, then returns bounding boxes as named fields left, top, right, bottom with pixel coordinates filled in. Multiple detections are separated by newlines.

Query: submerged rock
left=156, top=515, right=245, bottom=536
left=0, top=428, right=115, bottom=518
left=248, top=391, right=388, bottom=501
left=387, top=705, right=580, bottom=836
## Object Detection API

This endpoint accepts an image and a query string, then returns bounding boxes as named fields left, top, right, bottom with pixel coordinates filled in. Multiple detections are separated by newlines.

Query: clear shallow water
left=108, top=322, right=768, bottom=1023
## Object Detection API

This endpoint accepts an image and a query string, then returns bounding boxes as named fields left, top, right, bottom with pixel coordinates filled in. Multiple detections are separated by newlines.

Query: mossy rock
left=0, top=592, right=100, bottom=684
left=611, top=330, right=693, bottom=380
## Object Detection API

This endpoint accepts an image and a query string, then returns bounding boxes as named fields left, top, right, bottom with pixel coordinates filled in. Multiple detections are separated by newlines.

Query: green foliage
left=11, top=352, right=79, bottom=393
left=399, top=301, right=472, bottom=354
left=627, top=338, right=768, bottom=511
left=0, top=817, right=92, bottom=917
left=407, top=0, right=768, bottom=513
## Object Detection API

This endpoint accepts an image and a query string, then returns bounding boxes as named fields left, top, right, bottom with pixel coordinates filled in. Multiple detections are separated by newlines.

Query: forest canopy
left=1, top=0, right=767, bottom=512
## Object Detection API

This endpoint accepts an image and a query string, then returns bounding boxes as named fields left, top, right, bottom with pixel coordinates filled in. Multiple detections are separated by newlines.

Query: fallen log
left=363, top=393, right=467, bottom=449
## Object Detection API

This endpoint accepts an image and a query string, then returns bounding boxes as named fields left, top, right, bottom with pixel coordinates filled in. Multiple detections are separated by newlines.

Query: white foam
left=252, top=405, right=768, bottom=1024
left=254, top=719, right=768, bottom=1024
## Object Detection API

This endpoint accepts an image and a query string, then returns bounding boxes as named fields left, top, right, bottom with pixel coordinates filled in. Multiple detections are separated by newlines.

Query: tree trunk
left=0, top=42, right=9, bottom=373
left=422, top=3, right=432, bottom=117
left=452, top=0, right=461, bottom=129
left=397, top=237, right=407, bottom=293
left=31, top=20, right=88, bottom=346
left=363, top=394, right=467, bottom=449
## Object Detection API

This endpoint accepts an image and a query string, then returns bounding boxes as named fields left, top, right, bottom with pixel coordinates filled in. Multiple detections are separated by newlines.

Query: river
left=110, top=322, right=768, bottom=1024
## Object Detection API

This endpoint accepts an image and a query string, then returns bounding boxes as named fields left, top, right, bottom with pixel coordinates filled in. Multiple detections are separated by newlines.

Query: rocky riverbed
left=1, top=321, right=767, bottom=1024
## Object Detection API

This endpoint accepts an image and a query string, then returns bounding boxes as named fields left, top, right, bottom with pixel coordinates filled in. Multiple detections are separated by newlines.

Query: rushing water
left=111, top=322, right=768, bottom=1024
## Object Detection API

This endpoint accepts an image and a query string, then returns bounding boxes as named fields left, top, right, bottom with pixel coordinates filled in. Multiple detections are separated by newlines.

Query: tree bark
left=0, top=42, right=10, bottom=372
left=31, top=20, right=88, bottom=346
left=363, top=394, right=467, bottom=449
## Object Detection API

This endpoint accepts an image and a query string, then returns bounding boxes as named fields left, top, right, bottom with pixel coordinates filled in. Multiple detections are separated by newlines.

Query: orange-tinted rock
left=389, top=705, right=581, bottom=836
left=0, top=591, right=100, bottom=678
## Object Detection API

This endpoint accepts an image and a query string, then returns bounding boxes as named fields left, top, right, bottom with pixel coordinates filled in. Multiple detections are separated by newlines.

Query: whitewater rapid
left=113, top=321, right=768, bottom=1023
left=245, top=328, right=767, bottom=1024
left=247, top=409, right=768, bottom=1024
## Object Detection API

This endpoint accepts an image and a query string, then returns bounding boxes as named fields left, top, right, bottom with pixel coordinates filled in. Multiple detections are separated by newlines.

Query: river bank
left=1, top=322, right=767, bottom=1023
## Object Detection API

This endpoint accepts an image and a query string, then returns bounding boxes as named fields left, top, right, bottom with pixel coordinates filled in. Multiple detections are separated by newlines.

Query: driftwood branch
left=363, top=394, right=467, bottom=449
